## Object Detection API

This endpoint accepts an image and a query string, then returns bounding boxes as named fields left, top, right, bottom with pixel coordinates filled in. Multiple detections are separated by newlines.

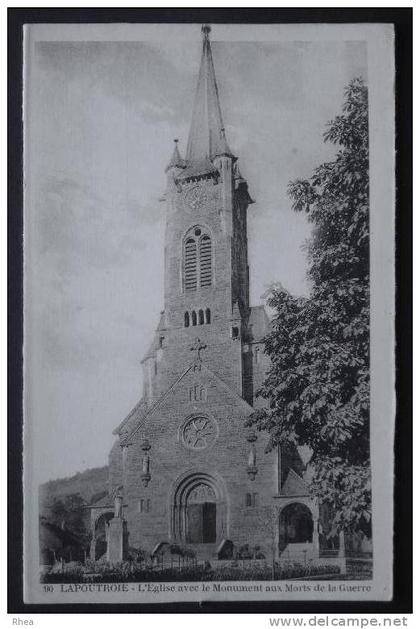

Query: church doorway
left=171, top=472, right=227, bottom=545
left=279, top=502, right=314, bottom=552
left=186, top=484, right=217, bottom=544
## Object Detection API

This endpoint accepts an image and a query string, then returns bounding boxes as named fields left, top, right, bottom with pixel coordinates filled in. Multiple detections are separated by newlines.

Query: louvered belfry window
left=184, top=228, right=212, bottom=291
left=184, top=237, right=198, bottom=291
left=199, top=235, right=212, bottom=287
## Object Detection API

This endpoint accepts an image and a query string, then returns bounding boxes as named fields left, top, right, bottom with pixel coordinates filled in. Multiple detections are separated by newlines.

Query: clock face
left=184, top=185, right=208, bottom=211
left=182, top=416, right=218, bottom=450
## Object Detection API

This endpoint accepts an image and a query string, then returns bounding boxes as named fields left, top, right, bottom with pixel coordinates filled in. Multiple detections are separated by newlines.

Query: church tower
left=141, top=24, right=256, bottom=404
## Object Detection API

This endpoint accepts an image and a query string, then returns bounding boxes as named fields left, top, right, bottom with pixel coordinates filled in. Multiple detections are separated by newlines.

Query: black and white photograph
left=18, top=18, right=397, bottom=606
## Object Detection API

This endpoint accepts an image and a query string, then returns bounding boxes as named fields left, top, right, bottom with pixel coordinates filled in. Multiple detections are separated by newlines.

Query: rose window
left=182, top=416, right=218, bottom=450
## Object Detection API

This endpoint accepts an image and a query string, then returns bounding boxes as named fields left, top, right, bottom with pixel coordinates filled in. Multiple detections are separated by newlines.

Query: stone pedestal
left=337, top=530, right=346, bottom=574
left=90, top=535, right=96, bottom=560
left=338, top=530, right=346, bottom=558
left=106, top=518, right=127, bottom=564
left=313, top=518, right=320, bottom=558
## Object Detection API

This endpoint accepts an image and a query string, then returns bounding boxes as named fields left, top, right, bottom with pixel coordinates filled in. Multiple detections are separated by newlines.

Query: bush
left=237, top=544, right=253, bottom=559
left=235, top=544, right=266, bottom=560
left=127, top=547, right=148, bottom=563
left=346, top=559, right=373, bottom=580
left=41, top=560, right=341, bottom=583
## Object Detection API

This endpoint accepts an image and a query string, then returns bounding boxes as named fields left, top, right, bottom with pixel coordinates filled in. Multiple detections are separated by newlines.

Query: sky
left=24, top=25, right=367, bottom=483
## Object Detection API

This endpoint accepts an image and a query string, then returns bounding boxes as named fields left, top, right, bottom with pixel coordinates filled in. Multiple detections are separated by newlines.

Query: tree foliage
left=250, top=78, right=370, bottom=535
left=49, top=493, right=90, bottom=544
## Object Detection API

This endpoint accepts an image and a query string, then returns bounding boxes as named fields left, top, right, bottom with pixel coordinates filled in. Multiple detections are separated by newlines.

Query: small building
left=39, top=518, right=85, bottom=565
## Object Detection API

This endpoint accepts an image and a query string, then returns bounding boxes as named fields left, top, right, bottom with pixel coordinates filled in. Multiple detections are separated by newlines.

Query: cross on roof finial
left=190, top=337, right=207, bottom=363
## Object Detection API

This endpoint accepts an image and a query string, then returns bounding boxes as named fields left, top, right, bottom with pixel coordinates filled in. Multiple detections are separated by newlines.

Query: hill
left=39, top=466, right=109, bottom=518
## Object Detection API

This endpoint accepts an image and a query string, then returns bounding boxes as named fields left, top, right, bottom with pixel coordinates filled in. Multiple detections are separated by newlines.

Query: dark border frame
left=8, top=7, right=412, bottom=615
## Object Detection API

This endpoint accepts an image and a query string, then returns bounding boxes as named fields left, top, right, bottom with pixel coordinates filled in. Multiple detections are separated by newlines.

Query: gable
left=121, top=360, right=253, bottom=446
left=113, top=397, right=148, bottom=436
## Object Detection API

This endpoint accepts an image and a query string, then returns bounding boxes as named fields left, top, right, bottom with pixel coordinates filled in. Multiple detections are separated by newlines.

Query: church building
left=89, top=25, right=328, bottom=565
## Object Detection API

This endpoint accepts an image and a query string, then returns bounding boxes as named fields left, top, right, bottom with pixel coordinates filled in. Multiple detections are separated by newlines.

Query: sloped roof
left=179, top=157, right=218, bottom=180
left=247, top=305, right=271, bottom=342
left=280, top=468, right=309, bottom=497
left=141, top=312, right=166, bottom=362
left=183, top=26, right=233, bottom=176
left=165, top=140, right=186, bottom=172
left=112, top=397, right=148, bottom=436
left=87, top=494, right=114, bottom=509
left=40, top=520, right=82, bottom=547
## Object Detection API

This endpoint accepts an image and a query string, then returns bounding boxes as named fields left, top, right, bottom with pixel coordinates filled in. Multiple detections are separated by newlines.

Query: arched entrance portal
left=92, top=511, right=114, bottom=560
left=186, top=483, right=216, bottom=544
left=171, top=472, right=227, bottom=545
left=279, top=502, right=314, bottom=552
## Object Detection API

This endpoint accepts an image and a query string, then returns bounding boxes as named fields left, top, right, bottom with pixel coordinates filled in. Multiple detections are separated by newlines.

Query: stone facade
left=89, top=25, right=328, bottom=564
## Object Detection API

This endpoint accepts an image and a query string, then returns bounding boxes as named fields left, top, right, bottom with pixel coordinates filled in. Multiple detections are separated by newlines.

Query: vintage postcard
left=22, top=22, right=395, bottom=604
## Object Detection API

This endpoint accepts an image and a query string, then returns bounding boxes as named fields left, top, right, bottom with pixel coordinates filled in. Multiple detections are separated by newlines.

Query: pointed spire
left=165, top=139, right=186, bottom=172
left=182, top=24, right=233, bottom=178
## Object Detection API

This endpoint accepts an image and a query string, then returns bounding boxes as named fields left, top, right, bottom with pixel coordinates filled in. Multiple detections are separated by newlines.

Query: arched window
left=184, top=312, right=190, bottom=328
left=191, top=311, right=197, bottom=326
left=205, top=308, right=211, bottom=324
left=198, top=309, right=204, bottom=325
left=183, top=227, right=212, bottom=291
left=245, top=493, right=258, bottom=508
left=184, top=238, right=197, bottom=291
left=139, top=499, right=152, bottom=513
left=199, top=235, right=212, bottom=287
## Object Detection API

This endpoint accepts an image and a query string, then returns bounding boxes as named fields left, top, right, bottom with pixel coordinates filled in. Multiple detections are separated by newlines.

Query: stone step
left=280, top=542, right=316, bottom=561
left=189, top=543, right=218, bottom=561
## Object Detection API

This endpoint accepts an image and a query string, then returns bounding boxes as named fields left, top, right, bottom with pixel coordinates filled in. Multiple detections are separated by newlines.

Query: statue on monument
left=113, top=488, right=123, bottom=519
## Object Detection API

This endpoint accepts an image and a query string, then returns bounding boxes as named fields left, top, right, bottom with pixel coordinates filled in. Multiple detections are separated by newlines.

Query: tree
left=49, top=493, right=90, bottom=550
left=250, top=78, right=370, bottom=537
